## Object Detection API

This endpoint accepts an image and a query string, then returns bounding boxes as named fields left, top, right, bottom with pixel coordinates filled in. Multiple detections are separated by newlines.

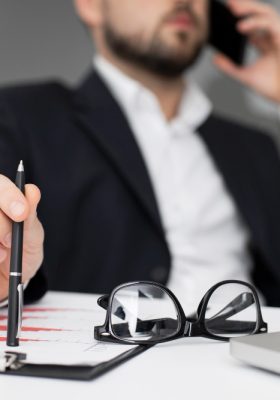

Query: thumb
left=213, top=53, right=249, bottom=84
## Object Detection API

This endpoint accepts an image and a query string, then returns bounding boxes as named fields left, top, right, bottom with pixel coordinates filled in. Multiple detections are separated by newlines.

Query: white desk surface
left=1, top=291, right=280, bottom=400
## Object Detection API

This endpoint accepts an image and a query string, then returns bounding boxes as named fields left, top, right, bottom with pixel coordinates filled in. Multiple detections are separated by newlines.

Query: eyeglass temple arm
left=207, top=292, right=255, bottom=323
left=203, top=292, right=267, bottom=333
left=205, top=319, right=260, bottom=334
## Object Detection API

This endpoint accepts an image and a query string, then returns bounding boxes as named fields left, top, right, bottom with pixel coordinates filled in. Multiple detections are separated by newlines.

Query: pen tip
left=18, top=160, right=24, bottom=172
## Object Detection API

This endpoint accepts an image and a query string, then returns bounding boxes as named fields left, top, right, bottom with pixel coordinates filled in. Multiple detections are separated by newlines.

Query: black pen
left=6, top=160, right=25, bottom=347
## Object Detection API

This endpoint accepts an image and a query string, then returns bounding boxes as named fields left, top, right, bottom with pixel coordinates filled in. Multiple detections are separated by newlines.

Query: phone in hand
left=208, top=0, right=247, bottom=65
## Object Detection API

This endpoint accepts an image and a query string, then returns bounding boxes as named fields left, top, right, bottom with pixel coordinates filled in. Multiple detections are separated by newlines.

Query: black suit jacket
left=1, top=71, right=280, bottom=305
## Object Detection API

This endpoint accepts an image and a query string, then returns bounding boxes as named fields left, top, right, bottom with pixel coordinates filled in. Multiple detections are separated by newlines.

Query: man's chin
left=103, top=24, right=204, bottom=77
left=157, top=33, right=203, bottom=58
left=153, top=46, right=202, bottom=69
left=139, top=54, right=197, bottom=78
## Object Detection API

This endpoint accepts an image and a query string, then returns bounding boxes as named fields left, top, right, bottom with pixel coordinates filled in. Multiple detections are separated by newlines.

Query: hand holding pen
left=0, top=162, right=44, bottom=313
left=7, top=161, right=26, bottom=346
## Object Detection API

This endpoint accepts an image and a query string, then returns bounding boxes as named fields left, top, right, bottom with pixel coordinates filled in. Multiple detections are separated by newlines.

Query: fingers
left=0, top=210, right=12, bottom=263
left=21, top=185, right=44, bottom=281
left=249, top=33, right=271, bottom=54
left=238, top=15, right=280, bottom=39
left=0, top=183, right=43, bottom=261
left=212, top=53, right=264, bottom=94
left=238, top=16, right=273, bottom=34
left=0, top=209, right=13, bottom=247
left=227, top=0, right=280, bottom=39
left=23, top=184, right=44, bottom=249
left=0, top=181, right=44, bottom=295
left=228, top=0, right=275, bottom=18
left=24, top=184, right=41, bottom=231
left=0, top=174, right=29, bottom=222
left=0, top=244, right=8, bottom=264
left=228, top=0, right=280, bottom=38
left=0, top=177, right=42, bottom=245
left=0, top=183, right=43, bottom=247
left=213, top=53, right=248, bottom=83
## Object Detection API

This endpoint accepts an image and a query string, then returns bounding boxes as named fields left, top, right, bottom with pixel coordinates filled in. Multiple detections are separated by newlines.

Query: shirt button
left=150, top=266, right=168, bottom=283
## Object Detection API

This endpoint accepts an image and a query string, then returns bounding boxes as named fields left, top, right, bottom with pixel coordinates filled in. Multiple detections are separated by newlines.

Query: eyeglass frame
left=94, top=279, right=268, bottom=345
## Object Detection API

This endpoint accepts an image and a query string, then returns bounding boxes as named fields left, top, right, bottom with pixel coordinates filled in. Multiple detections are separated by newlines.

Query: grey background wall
left=0, top=0, right=279, bottom=136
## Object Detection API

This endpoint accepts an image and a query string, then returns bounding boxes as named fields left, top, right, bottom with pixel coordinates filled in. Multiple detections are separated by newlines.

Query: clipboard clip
left=0, top=352, right=26, bottom=372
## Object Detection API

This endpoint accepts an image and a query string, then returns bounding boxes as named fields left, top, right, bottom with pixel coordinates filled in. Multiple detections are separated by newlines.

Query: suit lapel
left=73, top=70, right=164, bottom=237
left=197, top=115, right=266, bottom=245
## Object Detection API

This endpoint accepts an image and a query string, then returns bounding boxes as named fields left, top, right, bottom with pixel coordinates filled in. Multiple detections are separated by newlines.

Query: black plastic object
left=95, top=280, right=267, bottom=345
left=208, top=0, right=247, bottom=65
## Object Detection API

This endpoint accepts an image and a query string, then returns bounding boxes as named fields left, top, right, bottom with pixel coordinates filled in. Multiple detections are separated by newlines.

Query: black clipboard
left=0, top=345, right=151, bottom=381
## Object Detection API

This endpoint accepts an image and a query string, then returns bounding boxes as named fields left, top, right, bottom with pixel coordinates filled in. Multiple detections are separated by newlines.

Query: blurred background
left=0, top=0, right=279, bottom=136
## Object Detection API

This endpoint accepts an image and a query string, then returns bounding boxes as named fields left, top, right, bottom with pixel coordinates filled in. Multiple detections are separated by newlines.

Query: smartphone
left=208, top=0, right=247, bottom=65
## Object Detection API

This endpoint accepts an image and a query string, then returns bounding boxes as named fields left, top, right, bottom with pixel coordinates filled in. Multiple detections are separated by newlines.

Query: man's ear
left=73, top=0, right=103, bottom=28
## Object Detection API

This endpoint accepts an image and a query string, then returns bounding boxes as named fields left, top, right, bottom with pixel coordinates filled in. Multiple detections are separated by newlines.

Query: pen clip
left=16, top=284, right=24, bottom=339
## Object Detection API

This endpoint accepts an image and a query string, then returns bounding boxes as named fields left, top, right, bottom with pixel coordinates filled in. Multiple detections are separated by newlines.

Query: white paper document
left=0, top=291, right=135, bottom=366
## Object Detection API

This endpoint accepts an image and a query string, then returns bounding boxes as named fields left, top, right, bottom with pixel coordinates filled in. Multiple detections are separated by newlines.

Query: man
left=0, top=0, right=280, bottom=306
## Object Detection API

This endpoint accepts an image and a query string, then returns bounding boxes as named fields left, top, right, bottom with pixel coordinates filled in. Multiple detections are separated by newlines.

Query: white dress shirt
left=94, top=56, right=253, bottom=305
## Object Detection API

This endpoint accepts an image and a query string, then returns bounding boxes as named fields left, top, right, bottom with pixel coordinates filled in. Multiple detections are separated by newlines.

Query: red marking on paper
left=24, top=307, right=70, bottom=312
left=0, top=325, right=67, bottom=332
left=0, top=337, right=44, bottom=342
left=23, top=307, right=87, bottom=313
left=0, top=316, right=48, bottom=321
left=22, top=326, right=66, bottom=332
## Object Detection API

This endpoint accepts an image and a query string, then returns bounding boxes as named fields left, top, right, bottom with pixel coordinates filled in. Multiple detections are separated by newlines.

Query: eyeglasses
left=94, top=280, right=268, bottom=344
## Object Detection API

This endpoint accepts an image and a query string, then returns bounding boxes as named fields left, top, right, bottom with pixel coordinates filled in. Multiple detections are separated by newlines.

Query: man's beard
left=102, top=12, right=207, bottom=78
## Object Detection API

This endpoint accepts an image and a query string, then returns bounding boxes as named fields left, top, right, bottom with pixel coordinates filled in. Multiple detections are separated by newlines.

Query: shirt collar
left=171, top=80, right=212, bottom=134
left=93, top=55, right=212, bottom=133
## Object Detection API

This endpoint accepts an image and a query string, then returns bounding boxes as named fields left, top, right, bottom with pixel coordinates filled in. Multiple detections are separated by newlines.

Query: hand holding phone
left=212, top=0, right=280, bottom=104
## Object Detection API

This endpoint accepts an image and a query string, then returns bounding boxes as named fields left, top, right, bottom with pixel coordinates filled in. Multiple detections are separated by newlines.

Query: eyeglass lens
left=205, top=283, right=258, bottom=338
left=110, top=284, right=180, bottom=343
